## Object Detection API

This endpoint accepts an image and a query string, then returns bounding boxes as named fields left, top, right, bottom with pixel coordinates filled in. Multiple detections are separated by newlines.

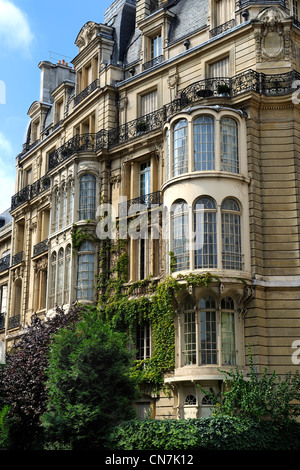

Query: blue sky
left=0, top=0, right=113, bottom=213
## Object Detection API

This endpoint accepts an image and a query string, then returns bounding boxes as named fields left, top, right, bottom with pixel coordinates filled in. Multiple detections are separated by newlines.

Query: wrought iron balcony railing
left=11, top=251, right=24, bottom=267
left=8, top=314, right=20, bottom=330
left=0, top=254, right=10, bottom=273
left=119, top=191, right=162, bottom=216
left=11, top=175, right=50, bottom=211
left=33, top=239, right=48, bottom=257
left=143, top=55, right=164, bottom=71
left=74, top=79, right=99, bottom=106
left=210, top=19, right=236, bottom=37
left=48, top=133, right=97, bottom=170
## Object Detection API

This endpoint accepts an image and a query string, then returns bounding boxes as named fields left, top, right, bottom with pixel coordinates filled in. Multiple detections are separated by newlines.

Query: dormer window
left=143, top=32, right=163, bottom=70
left=31, top=119, right=40, bottom=143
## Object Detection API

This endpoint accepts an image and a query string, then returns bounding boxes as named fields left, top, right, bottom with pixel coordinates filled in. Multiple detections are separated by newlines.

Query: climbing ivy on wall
left=71, top=225, right=220, bottom=390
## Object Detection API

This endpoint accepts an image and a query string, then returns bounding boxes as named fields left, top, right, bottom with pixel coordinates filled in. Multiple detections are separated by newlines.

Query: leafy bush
left=42, top=311, right=138, bottom=450
left=205, top=350, right=300, bottom=425
left=1, top=304, right=82, bottom=449
left=109, top=416, right=300, bottom=451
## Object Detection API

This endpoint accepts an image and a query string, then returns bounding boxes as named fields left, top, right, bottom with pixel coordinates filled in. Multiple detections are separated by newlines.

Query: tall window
left=60, top=185, right=67, bottom=229
left=76, top=241, right=95, bottom=301
left=140, top=161, right=151, bottom=198
left=222, top=198, right=242, bottom=270
left=56, top=248, right=64, bottom=305
left=183, top=296, right=196, bottom=365
left=193, top=197, right=217, bottom=269
left=220, top=117, right=238, bottom=173
left=182, top=296, right=217, bottom=366
left=136, top=323, right=151, bottom=360
left=151, top=34, right=162, bottom=59
left=293, top=0, right=299, bottom=20
left=79, top=174, right=96, bottom=220
left=173, top=119, right=188, bottom=176
left=141, top=90, right=157, bottom=116
left=210, top=57, right=229, bottom=78
left=199, top=297, right=217, bottom=364
left=64, top=244, right=72, bottom=302
left=193, top=116, right=215, bottom=171
left=172, top=199, right=189, bottom=271
left=49, top=252, right=57, bottom=307
left=221, top=297, right=236, bottom=365
left=0, top=285, right=7, bottom=314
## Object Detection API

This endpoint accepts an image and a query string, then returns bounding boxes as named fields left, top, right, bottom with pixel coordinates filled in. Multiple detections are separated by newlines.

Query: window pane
left=222, top=198, right=242, bottom=270
left=184, top=311, right=197, bottom=365
left=194, top=197, right=217, bottom=268
left=140, top=161, right=151, bottom=197
left=57, top=248, right=64, bottom=305
left=136, top=323, right=150, bottom=360
left=79, top=174, right=96, bottom=220
left=173, top=120, right=188, bottom=176
left=76, top=242, right=94, bottom=301
left=194, top=116, right=215, bottom=171
left=172, top=200, right=189, bottom=271
left=199, top=297, right=217, bottom=364
left=220, top=118, right=239, bottom=173
left=221, top=297, right=236, bottom=365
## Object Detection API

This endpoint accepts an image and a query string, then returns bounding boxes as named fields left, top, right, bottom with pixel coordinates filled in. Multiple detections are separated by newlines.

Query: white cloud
left=0, top=0, right=34, bottom=55
left=0, top=132, right=15, bottom=212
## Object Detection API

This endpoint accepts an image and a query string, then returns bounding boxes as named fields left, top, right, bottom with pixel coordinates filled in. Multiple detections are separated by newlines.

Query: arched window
left=183, top=296, right=196, bottom=365
left=193, top=115, right=215, bottom=171
left=171, top=199, right=189, bottom=271
left=199, top=297, right=217, bottom=364
left=56, top=248, right=64, bottom=305
left=221, top=297, right=236, bottom=365
left=76, top=241, right=95, bottom=301
left=221, top=198, right=242, bottom=270
left=49, top=252, right=57, bottom=307
left=220, top=117, right=238, bottom=173
left=64, top=244, right=72, bottom=303
left=173, top=119, right=188, bottom=176
left=79, top=174, right=96, bottom=220
left=60, top=185, right=67, bottom=229
left=193, top=196, right=217, bottom=269
left=185, top=395, right=197, bottom=405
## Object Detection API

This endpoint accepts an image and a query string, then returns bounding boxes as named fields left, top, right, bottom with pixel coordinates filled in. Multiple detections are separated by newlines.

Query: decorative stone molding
left=110, top=173, right=121, bottom=189
left=252, top=7, right=293, bottom=62
left=75, top=21, right=100, bottom=51
left=33, top=256, right=48, bottom=274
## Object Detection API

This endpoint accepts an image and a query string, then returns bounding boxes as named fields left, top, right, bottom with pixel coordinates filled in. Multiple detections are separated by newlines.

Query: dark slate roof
left=0, top=208, right=12, bottom=227
left=167, top=0, right=208, bottom=44
left=123, top=0, right=209, bottom=65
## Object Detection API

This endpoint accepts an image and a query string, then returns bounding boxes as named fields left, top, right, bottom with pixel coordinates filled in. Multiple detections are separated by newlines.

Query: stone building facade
left=2, top=0, right=300, bottom=418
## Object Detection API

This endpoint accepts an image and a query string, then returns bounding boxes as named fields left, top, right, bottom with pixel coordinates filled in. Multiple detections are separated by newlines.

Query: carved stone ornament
left=75, top=21, right=100, bottom=51
left=252, top=7, right=293, bottom=62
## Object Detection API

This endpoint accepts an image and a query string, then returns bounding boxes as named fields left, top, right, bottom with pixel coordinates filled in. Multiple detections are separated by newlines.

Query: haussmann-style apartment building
left=1, top=0, right=300, bottom=419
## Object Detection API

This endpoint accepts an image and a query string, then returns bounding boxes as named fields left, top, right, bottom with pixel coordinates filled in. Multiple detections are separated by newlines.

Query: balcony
left=0, top=254, right=10, bottom=273
left=143, top=55, right=164, bottom=71
left=11, top=251, right=24, bottom=267
left=33, top=239, right=48, bottom=258
left=74, top=79, right=99, bottom=107
left=48, top=133, right=97, bottom=171
left=11, top=175, right=51, bottom=211
left=119, top=191, right=162, bottom=216
left=210, top=19, right=236, bottom=38
left=94, top=69, right=300, bottom=152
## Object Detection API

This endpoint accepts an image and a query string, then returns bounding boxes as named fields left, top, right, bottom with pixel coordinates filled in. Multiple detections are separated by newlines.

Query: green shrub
left=42, top=311, right=138, bottom=450
left=108, top=416, right=300, bottom=451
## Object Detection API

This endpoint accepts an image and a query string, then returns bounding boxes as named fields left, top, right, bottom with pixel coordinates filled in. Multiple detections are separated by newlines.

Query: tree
left=41, top=311, right=138, bottom=450
left=1, top=304, right=81, bottom=449
left=209, top=350, right=300, bottom=424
